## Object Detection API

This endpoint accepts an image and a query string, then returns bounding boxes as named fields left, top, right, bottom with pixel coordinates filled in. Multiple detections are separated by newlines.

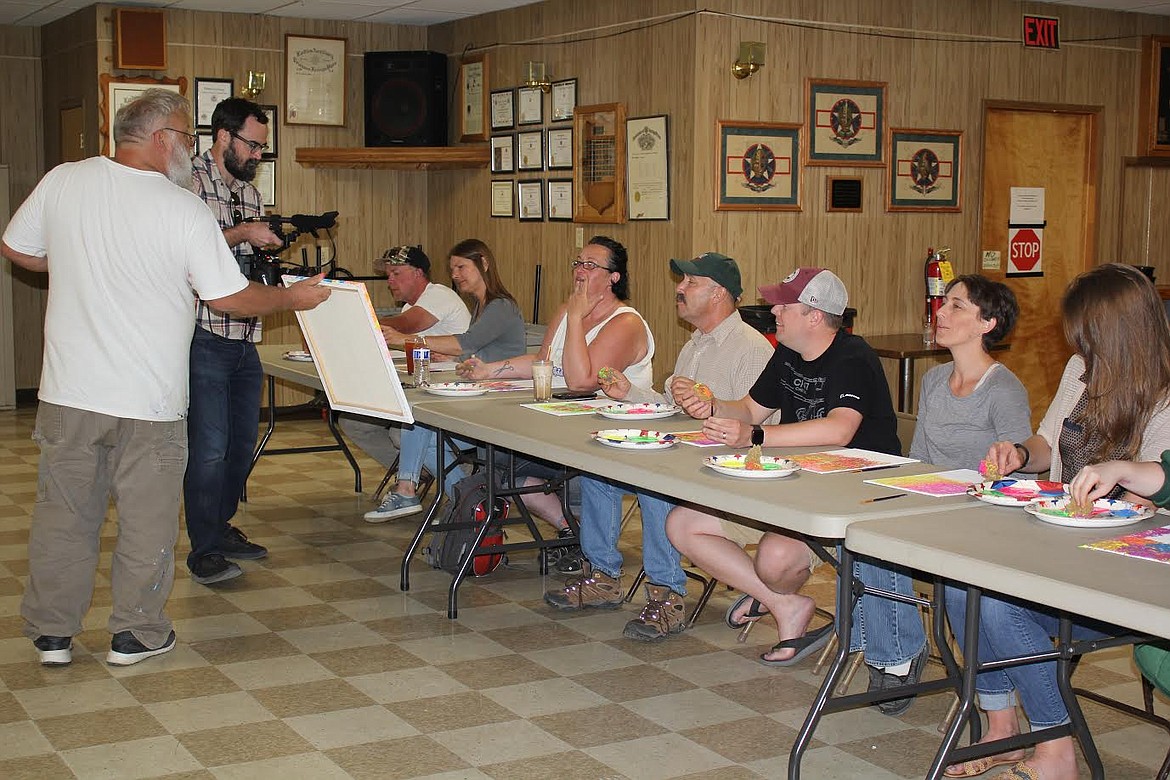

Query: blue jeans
left=945, top=586, right=1107, bottom=727
left=848, top=558, right=927, bottom=667
left=578, top=476, right=685, bottom=595
left=397, top=423, right=472, bottom=496
left=183, top=328, right=262, bottom=570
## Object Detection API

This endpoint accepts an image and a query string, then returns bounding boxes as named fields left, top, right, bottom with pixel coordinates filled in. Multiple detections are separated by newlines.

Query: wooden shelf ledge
left=295, top=146, right=489, bottom=170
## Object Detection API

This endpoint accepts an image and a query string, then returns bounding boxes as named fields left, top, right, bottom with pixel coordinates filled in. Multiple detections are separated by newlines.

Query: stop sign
left=1009, top=228, right=1042, bottom=272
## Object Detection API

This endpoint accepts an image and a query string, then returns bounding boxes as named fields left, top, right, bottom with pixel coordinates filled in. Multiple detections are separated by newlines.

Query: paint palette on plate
left=966, top=479, right=1066, bottom=507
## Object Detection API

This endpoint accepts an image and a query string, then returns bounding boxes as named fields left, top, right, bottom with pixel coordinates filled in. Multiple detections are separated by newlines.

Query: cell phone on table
left=551, top=390, right=598, bottom=400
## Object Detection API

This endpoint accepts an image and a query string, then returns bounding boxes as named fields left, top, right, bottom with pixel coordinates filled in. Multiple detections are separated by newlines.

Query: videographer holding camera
left=185, top=97, right=283, bottom=586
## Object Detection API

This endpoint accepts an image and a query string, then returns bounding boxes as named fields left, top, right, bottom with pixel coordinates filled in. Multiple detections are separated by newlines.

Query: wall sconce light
left=731, top=41, right=765, bottom=80
left=524, top=61, right=551, bottom=93
left=240, top=70, right=266, bottom=99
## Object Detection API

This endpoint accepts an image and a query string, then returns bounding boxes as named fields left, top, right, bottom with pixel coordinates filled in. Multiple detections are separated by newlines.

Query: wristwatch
left=751, top=425, right=765, bottom=446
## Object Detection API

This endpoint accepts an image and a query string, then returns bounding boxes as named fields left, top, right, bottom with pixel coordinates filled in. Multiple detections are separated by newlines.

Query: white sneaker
left=364, top=492, right=422, bottom=523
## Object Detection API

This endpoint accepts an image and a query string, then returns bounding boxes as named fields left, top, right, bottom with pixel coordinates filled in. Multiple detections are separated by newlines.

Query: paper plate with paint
left=596, top=403, right=680, bottom=421
left=591, top=429, right=677, bottom=450
left=424, top=382, right=489, bottom=397
left=704, top=454, right=799, bottom=479
left=1024, top=497, right=1154, bottom=528
left=966, top=479, right=1067, bottom=507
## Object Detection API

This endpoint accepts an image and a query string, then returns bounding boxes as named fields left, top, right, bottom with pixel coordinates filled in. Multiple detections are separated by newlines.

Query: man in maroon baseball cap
left=758, top=267, right=848, bottom=316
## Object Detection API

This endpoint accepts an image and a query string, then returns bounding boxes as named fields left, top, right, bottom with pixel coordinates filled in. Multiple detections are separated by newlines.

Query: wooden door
left=979, top=103, right=1099, bottom=428
left=59, top=105, right=84, bottom=163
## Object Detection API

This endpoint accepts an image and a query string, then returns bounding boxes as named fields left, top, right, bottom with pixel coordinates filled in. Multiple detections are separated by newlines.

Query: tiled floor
left=0, top=404, right=1167, bottom=779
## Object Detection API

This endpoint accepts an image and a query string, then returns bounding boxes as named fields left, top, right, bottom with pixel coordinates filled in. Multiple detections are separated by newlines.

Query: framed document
left=547, top=179, right=573, bottom=221
left=196, top=132, right=213, bottom=156
left=517, top=130, right=544, bottom=171
left=99, top=74, right=186, bottom=156
left=573, top=102, right=627, bottom=224
left=805, top=78, right=885, bottom=167
left=285, top=34, right=347, bottom=127
left=552, top=78, right=576, bottom=122
left=490, top=135, right=515, bottom=173
left=259, top=104, right=278, bottom=159
left=886, top=128, right=962, bottom=212
left=547, top=127, right=573, bottom=170
left=716, top=120, right=802, bottom=212
left=626, top=114, right=669, bottom=221
left=255, top=160, right=277, bottom=208
left=1139, top=36, right=1170, bottom=156
left=194, top=78, right=233, bottom=129
left=458, top=53, right=488, bottom=142
left=517, top=86, right=543, bottom=125
left=517, top=180, right=544, bottom=221
left=491, top=180, right=514, bottom=218
left=490, top=88, right=515, bottom=131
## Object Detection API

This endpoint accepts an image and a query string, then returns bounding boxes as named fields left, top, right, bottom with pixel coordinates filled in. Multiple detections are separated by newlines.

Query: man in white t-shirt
left=339, top=245, right=471, bottom=518
left=1, top=89, right=329, bottom=668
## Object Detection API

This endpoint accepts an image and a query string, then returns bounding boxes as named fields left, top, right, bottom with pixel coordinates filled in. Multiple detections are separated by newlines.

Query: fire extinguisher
left=923, top=247, right=953, bottom=345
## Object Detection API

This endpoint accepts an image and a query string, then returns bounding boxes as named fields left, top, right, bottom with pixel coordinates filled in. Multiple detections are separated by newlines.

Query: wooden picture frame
left=517, top=180, right=544, bottom=221
left=285, top=34, right=347, bottom=127
left=886, top=128, right=963, bottom=212
left=517, top=130, right=544, bottom=171
left=805, top=78, right=886, bottom=167
left=573, top=102, right=627, bottom=224
left=1139, top=35, right=1170, bottom=157
left=716, top=120, right=801, bottom=212
left=458, top=53, right=489, bottom=142
left=194, top=78, right=233, bottom=129
left=490, top=88, right=515, bottom=131
left=547, top=179, right=573, bottom=221
left=99, top=74, right=187, bottom=157
left=490, top=135, right=515, bottom=173
left=259, top=104, right=278, bottom=159
left=626, top=114, right=670, bottom=221
left=491, top=180, right=514, bottom=218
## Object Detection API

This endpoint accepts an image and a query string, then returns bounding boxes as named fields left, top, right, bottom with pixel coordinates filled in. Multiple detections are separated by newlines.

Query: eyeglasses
left=571, top=260, right=615, bottom=272
left=230, top=191, right=242, bottom=225
left=160, top=127, right=197, bottom=148
left=230, top=131, right=269, bottom=154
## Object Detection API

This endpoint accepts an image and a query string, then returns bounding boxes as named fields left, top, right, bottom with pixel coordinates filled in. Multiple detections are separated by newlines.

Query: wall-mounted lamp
left=524, top=61, right=551, bottom=93
left=731, top=41, right=765, bottom=80
left=240, top=70, right=266, bottom=99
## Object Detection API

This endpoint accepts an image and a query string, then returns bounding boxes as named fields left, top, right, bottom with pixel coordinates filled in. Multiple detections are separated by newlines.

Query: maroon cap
left=758, top=267, right=847, bottom=315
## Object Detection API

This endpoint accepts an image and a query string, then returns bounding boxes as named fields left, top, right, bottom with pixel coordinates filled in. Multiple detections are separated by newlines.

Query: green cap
left=669, top=252, right=743, bottom=299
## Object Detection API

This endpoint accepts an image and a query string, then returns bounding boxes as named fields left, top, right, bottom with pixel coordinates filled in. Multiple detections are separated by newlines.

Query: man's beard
left=224, top=143, right=258, bottom=182
left=164, top=139, right=193, bottom=189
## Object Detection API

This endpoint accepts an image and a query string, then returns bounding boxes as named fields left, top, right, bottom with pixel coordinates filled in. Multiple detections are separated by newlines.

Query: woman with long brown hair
left=945, top=263, right=1170, bottom=780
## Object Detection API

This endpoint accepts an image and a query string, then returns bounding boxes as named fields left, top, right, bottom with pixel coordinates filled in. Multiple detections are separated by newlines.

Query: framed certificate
left=547, top=179, right=573, bottom=221
left=194, top=78, right=233, bottom=129
left=259, top=104, right=278, bottom=159
left=517, top=86, right=543, bottom=125
left=491, top=135, right=515, bottom=173
left=517, top=180, right=544, bottom=221
left=255, top=160, right=277, bottom=208
left=551, top=78, right=576, bottom=122
left=626, top=114, right=669, bottom=221
left=490, top=89, right=514, bottom=131
left=573, top=102, right=626, bottom=223
left=517, top=130, right=544, bottom=171
left=547, top=127, right=573, bottom=170
left=491, top=180, right=514, bottom=218
left=99, top=74, right=187, bottom=156
left=285, top=34, right=347, bottom=126
left=196, top=132, right=213, bottom=156
left=458, top=53, right=488, bottom=142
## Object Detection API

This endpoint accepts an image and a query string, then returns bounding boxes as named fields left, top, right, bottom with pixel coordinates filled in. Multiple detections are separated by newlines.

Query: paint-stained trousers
left=21, top=402, right=185, bottom=649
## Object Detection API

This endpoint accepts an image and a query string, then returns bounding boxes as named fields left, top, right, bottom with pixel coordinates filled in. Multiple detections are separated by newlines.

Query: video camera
left=242, top=211, right=339, bottom=285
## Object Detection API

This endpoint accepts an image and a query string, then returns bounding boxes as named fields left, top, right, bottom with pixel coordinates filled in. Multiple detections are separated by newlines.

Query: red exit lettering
left=1023, top=15, right=1060, bottom=50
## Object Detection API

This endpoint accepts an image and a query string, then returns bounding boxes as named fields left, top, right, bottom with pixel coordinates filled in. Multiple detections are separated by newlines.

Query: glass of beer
left=404, top=336, right=425, bottom=375
left=531, top=360, right=554, bottom=402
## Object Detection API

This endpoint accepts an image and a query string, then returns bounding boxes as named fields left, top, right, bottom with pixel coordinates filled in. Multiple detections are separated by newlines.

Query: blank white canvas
left=284, top=275, right=413, bottom=424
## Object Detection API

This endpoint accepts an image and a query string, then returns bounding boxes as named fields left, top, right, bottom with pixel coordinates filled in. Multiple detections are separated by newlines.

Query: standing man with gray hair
left=1, top=89, right=329, bottom=667
left=184, top=97, right=283, bottom=586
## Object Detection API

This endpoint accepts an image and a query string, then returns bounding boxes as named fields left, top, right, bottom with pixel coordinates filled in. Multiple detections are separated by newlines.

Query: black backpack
left=423, top=471, right=508, bottom=576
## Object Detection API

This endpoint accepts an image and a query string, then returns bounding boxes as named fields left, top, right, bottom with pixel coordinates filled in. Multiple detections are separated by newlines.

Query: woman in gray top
left=371, top=239, right=526, bottom=521
left=856, top=275, right=1030, bottom=718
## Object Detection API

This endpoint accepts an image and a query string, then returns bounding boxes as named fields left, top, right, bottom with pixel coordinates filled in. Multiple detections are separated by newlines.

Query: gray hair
left=113, top=88, right=190, bottom=145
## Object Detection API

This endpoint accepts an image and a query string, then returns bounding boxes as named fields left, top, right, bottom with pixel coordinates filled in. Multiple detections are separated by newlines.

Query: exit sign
left=1023, top=14, right=1060, bottom=49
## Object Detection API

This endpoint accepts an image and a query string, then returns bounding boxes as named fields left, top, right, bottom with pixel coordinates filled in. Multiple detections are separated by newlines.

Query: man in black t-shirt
left=667, top=267, right=900, bottom=667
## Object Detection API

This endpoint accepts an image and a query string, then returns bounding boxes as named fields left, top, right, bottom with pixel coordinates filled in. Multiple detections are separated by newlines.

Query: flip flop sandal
left=724, top=594, right=767, bottom=629
left=943, top=755, right=1024, bottom=778
left=990, top=762, right=1040, bottom=780
left=759, top=622, right=835, bottom=667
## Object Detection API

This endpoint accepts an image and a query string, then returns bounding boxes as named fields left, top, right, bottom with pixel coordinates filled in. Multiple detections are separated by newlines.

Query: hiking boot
left=107, top=630, right=176, bottom=666
left=365, top=492, right=422, bottom=523
left=190, top=553, right=243, bottom=585
left=623, top=584, right=687, bottom=642
left=547, top=526, right=583, bottom=575
left=544, top=563, right=623, bottom=611
left=869, top=643, right=930, bottom=716
left=33, top=635, right=72, bottom=666
left=216, top=525, right=268, bottom=560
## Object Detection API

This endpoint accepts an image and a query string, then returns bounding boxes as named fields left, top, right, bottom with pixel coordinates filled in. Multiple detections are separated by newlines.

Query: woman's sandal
left=758, top=623, right=834, bottom=667
left=943, top=755, right=1025, bottom=778
left=989, top=762, right=1040, bottom=780
left=724, top=594, right=768, bottom=643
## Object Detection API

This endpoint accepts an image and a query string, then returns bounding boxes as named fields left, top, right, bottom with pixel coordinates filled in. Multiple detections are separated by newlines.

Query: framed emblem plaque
left=805, top=78, right=885, bottom=167
left=886, top=128, right=962, bottom=212
left=716, top=120, right=801, bottom=212
left=572, top=102, right=627, bottom=224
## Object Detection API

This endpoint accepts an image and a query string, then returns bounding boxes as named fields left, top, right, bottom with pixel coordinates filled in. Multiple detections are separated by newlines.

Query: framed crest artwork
left=805, top=79, right=885, bottom=167
left=715, top=120, right=801, bottom=212
left=886, top=128, right=962, bottom=212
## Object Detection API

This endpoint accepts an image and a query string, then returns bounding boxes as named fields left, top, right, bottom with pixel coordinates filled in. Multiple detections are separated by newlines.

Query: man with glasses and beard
left=185, top=97, right=284, bottom=586
left=2, top=89, right=328, bottom=667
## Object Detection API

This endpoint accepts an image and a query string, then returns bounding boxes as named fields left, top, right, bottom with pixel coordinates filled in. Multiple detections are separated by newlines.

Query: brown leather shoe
left=623, top=584, right=686, bottom=642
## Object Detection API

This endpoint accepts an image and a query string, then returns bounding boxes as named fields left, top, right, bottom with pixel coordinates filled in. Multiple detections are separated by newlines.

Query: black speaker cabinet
left=365, top=51, right=448, bottom=147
